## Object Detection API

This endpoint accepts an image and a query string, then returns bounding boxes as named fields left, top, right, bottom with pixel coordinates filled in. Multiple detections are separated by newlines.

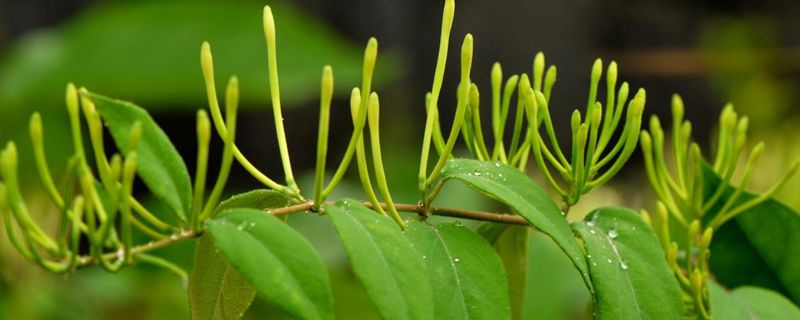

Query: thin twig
left=74, top=200, right=530, bottom=268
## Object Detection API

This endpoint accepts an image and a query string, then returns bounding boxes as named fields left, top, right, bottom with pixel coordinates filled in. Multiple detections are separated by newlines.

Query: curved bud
left=701, top=227, right=714, bottom=248
left=640, top=209, right=652, bottom=227
left=66, top=83, right=79, bottom=115
left=571, top=110, right=582, bottom=133
left=29, top=113, right=43, bottom=146
left=200, top=42, right=214, bottom=88
left=606, top=61, right=618, bottom=88
left=262, top=6, right=276, bottom=47
left=350, top=87, right=362, bottom=122
left=640, top=131, right=653, bottom=154
left=368, top=92, right=380, bottom=129
left=543, top=65, right=557, bottom=99
left=469, top=83, right=480, bottom=108
left=518, top=73, right=531, bottom=93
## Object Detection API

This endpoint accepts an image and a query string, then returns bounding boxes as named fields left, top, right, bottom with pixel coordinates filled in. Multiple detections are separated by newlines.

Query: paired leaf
left=215, top=189, right=292, bottom=214
left=476, top=223, right=529, bottom=320
left=405, top=221, right=510, bottom=320
left=189, top=235, right=256, bottom=320
left=90, top=92, right=191, bottom=220
left=189, top=190, right=293, bottom=320
left=429, top=159, right=589, bottom=288
left=571, top=207, right=682, bottom=319
left=702, top=165, right=800, bottom=303
left=709, top=282, right=800, bottom=319
left=206, top=209, right=333, bottom=320
left=324, top=199, right=433, bottom=320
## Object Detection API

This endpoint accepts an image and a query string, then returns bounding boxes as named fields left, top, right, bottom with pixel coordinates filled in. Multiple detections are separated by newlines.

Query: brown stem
left=74, top=200, right=530, bottom=268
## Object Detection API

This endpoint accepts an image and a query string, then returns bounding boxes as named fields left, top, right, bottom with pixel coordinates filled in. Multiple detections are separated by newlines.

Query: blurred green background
left=1, top=0, right=799, bottom=319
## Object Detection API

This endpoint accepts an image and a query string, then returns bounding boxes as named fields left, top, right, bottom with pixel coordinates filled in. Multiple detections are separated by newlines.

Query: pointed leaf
left=189, top=190, right=293, bottom=320
left=323, top=199, right=433, bottom=320
left=189, top=235, right=256, bottom=320
left=476, top=223, right=529, bottom=320
left=430, top=159, right=589, bottom=287
left=709, top=282, right=800, bottom=319
left=215, top=189, right=292, bottom=213
left=206, top=209, right=333, bottom=320
left=571, top=207, right=682, bottom=319
left=405, top=221, right=510, bottom=320
left=90, top=92, right=191, bottom=219
left=702, top=165, right=800, bottom=303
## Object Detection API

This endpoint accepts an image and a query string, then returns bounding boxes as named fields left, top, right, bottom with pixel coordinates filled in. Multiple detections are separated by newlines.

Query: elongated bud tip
left=78, top=88, right=96, bottom=116
left=534, top=52, right=545, bottom=74
left=460, top=34, right=473, bottom=74
left=365, top=37, right=378, bottom=66
left=655, top=201, right=668, bottom=222
left=721, top=103, right=737, bottom=130
left=469, top=83, right=479, bottom=106
left=322, top=65, right=334, bottom=97
left=491, top=62, right=502, bottom=85
left=424, top=91, right=432, bottom=109
left=591, top=58, right=603, bottom=82
left=368, top=92, right=380, bottom=124
left=577, top=124, right=589, bottom=147
left=66, top=83, right=79, bottom=115
left=688, top=219, right=701, bottom=236
left=629, top=89, right=646, bottom=116
left=201, top=41, right=213, bottom=80
left=640, top=209, right=652, bottom=227
left=444, top=0, right=455, bottom=19
left=225, top=76, right=239, bottom=112
left=607, top=61, right=618, bottom=84
left=571, top=110, right=582, bottom=131
left=671, top=94, right=684, bottom=121
left=263, top=6, right=276, bottom=41
left=701, top=227, right=714, bottom=248
left=196, top=110, right=211, bottom=145
left=591, top=102, right=603, bottom=126
left=736, top=117, right=749, bottom=136
left=0, top=142, right=18, bottom=176
left=649, top=115, right=662, bottom=135
left=30, top=112, right=43, bottom=143
left=518, top=73, right=531, bottom=91
left=682, top=121, right=692, bottom=138
left=350, top=87, right=362, bottom=118
left=667, top=242, right=679, bottom=264
left=129, top=121, right=143, bottom=152
left=691, top=269, right=704, bottom=291
left=639, top=131, right=652, bottom=152
left=124, top=152, right=138, bottom=179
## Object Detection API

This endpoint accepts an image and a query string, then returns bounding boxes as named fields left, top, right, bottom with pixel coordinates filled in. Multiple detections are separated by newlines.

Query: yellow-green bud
left=656, top=201, right=669, bottom=223
left=701, top=227, right=714, bottom=248
left=640, top=209, right=652, bottom=227
left=640, top=131, right=653, bottom=153
left=200, top=41, right=214, bottom=87
left=66, top=83, right=79, bottom=116
left=720, top=104, right=737, bottom=133
left=368, top=92, right=380, bottom=129
left=79, top=88, right=96, bottom=115
left=128, top=122, right=143, bottom=153
left=518, top=73, right=531, bottom=92
left=667, top=242, right=679, bottom=266
left=322, top=65, right=334, bottom=106
left=591, top=102, right=603, bottom=128
left=688, top=220, right=701, bottom=240
left=196, top=111, right=211, bottom=148
left=533, top=52, right=545, bottom=90
left=607, top=61, right=618, bottom=87
left=225, top=76, right=239, bottom=114
left=350, top=87, right=361, bottom=123
left=544, top=65, right=557, bottom=95
left=491, top=62, right=502, bottom=89
left=671, top=94, right=684, bottom=122
left=571, top=110, right=582, bottom=133
left=0, top=142, right=18, bottom=178
left=469, top=83, right=480, bottom=108
left=691, top=269, right=704, bottom=292
left=628, top=89, right=646, bottom=120
left=591, top=58, right=603, bottom=85
left=263, top=6, right=277, bottom=48
left=681, top=122, right=692, bottom=140
left=29, top=112, right=43, bottom=146
left=109, top=154, right=122, bottom=184
left=442, top=0, right=455, bottom=31
left=364, top=37, right=378, bottom=81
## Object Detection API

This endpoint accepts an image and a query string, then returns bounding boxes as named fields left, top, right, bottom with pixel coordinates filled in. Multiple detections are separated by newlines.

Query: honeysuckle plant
left=1, top=1, right=799, bottom=319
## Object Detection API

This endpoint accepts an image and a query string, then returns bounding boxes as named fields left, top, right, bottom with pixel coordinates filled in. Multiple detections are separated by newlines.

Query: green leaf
left=476, top=223, right=529, bottom=320
left=188, top=190, right=292, bottom=320
left=189, top=235, right=256, bottom=320
left=571, top=207, right=682, bottom=319
left=405, top=221, right=510, bottom=320
left=215, top=189, right=292, bottom=214
left=323, top=199, right=433, bottom=320
left=90, top=92, right=191, bottom=219
left=206, top=209, right=333, bottom=320
left=429, top=159, right=589, bottom=288
left=701, top=165, right=800, bottom=303
left=709, top=282, right=800, bottom=319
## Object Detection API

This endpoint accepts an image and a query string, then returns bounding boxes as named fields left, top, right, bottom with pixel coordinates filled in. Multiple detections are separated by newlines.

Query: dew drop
left=586, top=221, right=595, bottom=227
left=607, top=258, right=612, bottom=263
left=620, top=261, right=629, bottom=270
left=422, top=255, right=427, bottom=260
left=494, top=162, right=501, bottom=167
left=472, top=170, right=481, bottom=176
left=170, top=234, right=179, bottom=241
left=454, top=258, right=460, bottom=263
left=608, top=229, right=618, bottom=239
left=589, top=229, right=596, bottom=234
left=560, top=211, right=566, bottom=216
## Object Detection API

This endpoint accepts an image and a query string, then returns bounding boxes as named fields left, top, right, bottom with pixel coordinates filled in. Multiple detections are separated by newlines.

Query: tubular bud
left=460, top=34, right=473, bottom=80
left=29, top=113, right=43, bottom=146
left=543, top=65, right=557, bottom=99
left=196, top=112, right=210, bottom=149
left=606, top=62, right=618, bottom=89
left=701, top=227, right=714, bottom=248
left=533, top=52, right=545, bottom=91
left=128, top=122, right=143, bottom=154
left=671, top=94, right=684, bottom=123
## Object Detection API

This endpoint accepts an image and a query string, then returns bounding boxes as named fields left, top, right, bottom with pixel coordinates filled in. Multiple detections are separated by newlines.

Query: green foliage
left=572, top=207, right=683, bottom=319
left=702, top=165, right=800, bottom=303
left=91, top=92, right=192, bottom=220
left=1, top=1, right=798, bottom=319
left=324, top=200, right=433, bottom=320
left=709, top=282, right=800, bottom=319
left=405, top=221, right=510, bottom=320
left=206, top=209, right=333, bottom=320
left=430, top=159, right=591, bottom=288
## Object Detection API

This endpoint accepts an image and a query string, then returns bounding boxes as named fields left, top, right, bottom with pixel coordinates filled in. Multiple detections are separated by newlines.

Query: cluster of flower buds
left=0, top=84, right=209, bottom=276
left=639, top=96, right=798, bottom=318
